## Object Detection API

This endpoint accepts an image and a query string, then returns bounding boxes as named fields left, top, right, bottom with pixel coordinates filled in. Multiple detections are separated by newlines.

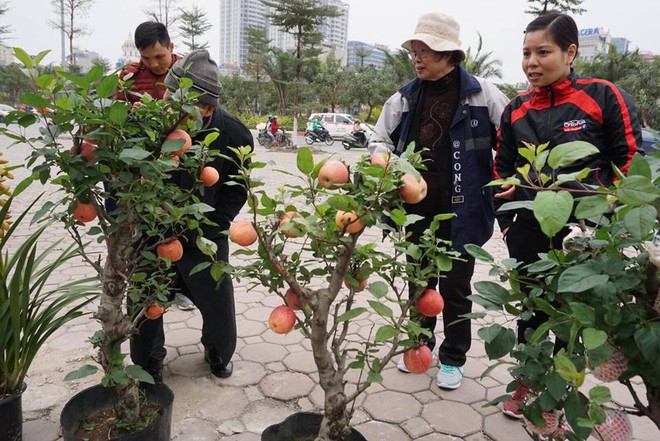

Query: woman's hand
left=495, top=184, right=516, bottom=200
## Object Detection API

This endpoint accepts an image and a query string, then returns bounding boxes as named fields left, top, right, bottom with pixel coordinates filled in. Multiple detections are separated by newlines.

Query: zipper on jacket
left=544, top=85, right=555, bottom=144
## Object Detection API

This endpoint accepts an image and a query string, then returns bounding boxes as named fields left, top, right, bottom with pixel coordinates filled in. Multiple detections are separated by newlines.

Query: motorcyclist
left=351, top=119, right=366, bottom=145
left=270, top=116, right=283, bottom=142
left=310, top=117, right=327, bottom=140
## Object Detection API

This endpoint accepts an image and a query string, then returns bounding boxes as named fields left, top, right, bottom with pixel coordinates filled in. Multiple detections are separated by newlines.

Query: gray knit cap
left=164, top=49, right=220, bottom=107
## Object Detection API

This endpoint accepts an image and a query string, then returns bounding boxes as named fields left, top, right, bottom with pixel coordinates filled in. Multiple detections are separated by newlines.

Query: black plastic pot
left=60, top=383, right=173, bottom=441
left=261, top=412, right=366, bottom=441
left=0, top=383, right=27, bottom=441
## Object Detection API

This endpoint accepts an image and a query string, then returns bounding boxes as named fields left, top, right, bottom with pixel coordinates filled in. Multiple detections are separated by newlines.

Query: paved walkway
left=3, top=129, right=658, bottom=440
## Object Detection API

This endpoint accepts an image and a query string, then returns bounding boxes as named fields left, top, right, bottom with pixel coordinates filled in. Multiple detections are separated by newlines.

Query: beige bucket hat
left=401, top=13, right=466, bottom=62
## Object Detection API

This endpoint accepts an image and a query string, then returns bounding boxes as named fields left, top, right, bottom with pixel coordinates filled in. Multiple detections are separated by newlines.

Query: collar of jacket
left=533, top=68, right=577, bottom=99
left=398, top=66, right=482, bottom=101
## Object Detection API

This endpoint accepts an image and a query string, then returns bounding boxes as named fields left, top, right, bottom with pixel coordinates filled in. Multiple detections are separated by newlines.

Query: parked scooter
left=256, top=123, right=293, bottom=149
left=341, top=123, right=375, bottom=150
left=304, top=127, right=334, bottom=145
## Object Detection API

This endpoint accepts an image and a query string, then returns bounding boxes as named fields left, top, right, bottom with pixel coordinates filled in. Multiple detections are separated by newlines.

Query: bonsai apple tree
left=1, top=48, right=224, bottom=429
left=228, top=144, right=458, bottom=441
left=466, top=141, right=660, bottom=440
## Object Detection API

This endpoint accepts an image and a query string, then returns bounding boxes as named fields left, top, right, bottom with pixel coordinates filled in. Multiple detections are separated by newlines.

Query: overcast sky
left=2, top=0, right=658, bottom=84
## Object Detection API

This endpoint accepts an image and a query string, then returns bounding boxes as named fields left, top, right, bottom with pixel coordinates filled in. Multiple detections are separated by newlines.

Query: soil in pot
left=60, top=383, right=173, bottom=441
left=0, top=383, right=27, bottom=441
left=261, top=412, right=366, bottom=441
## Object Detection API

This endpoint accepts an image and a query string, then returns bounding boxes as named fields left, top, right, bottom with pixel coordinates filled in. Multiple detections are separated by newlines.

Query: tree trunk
left=96, top=222, right=141, bottom=423
left=311, top=289, right=350, bottom=441
left=647, top=383, right=660, bottom=430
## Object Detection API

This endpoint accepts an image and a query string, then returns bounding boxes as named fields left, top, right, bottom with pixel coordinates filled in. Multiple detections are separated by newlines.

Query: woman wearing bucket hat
left=369, top=12, right=509, bottom=390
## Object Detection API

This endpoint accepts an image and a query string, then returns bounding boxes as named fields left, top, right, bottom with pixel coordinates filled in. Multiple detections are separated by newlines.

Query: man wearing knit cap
left=130, top=49, right=253, bottom=380
left=369, top=13, right=509, bottom=389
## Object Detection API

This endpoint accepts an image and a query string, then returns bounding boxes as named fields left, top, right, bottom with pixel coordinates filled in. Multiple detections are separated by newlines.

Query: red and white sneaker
left=502, top=383, right=531, bottom=419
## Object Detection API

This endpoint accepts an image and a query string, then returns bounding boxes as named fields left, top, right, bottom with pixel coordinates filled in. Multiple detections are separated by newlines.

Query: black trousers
left=505, top=220, right=567, bottom=345
left=406, top=216, right=475, bottom=367
left=130, top=237, right=236, bottom=370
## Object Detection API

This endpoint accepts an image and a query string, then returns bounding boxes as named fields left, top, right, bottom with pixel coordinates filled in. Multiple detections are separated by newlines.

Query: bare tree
left=178, top=4, right=212, bottom=51
left=143, top=0, right=180, bottom=28
left=49, top=0, right=95, bottom=68
left=0, top=1, right=11, bottom=41
left=525, top=0, right=586, bottom=15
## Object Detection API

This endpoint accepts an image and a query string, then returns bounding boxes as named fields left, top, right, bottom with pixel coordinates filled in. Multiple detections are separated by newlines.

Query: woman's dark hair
left=525, top=11, right=579, bottom=54
left=436, top=51, right=466, bottom=66
left=134, top=21, right=171, bottom=50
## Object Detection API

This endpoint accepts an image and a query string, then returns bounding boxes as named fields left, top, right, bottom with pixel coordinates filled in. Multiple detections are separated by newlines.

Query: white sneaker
left=436, top=364, right=464, bottom=389
left=176, top=294, right=196, bottom=311
left=396, top=352, right=438, bottom=373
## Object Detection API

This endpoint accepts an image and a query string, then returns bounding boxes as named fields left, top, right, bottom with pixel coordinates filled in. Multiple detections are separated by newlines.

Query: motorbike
left=341, top=123, right=376, bottom=150
left=256, top=123, right=293, bottom=149
left=304, top=127, right=334, bottom=145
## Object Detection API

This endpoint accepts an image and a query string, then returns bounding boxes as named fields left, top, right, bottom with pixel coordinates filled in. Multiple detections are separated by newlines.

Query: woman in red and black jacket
left=492, top=11, right=642, bottom=419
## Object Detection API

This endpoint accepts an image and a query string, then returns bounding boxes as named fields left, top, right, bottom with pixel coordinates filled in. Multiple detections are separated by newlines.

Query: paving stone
left=168, top=353, right=211, bottom=378
left=22, top=418, right=60, bottom=441
left=240, top=399, right=296, bottom=433
left=463, top=432, right=494, bottom=441
left=217, top=419, right=245, bottom=436
left=629, top=413, right=660, bottom=440
left=432, top=377, right=486, bottom=404
left=243, top=305, right=274, bottom=322
left=414, top=390, right=441, bottom=405
left=263, top=329, right=305, bottom=345
left=46, top=331, right=90, bottom=351
left=483, top=413, right=529, bottom=441
left=220, top=361, right=267, bottom=387
left=416, top=433, right=461, bottom=441
left=167, top=327, right=203, bottom=346
left=178, top=344, right=201, bottom=355
left=168, top=376, right=249, bottom=422
left=260, top=371, right=314, bottom=400
left=472, top=400, right=500, bottom=417
left=240, top=342, right=288, bottom=363
left=236, top=319, right=267, bottom=338
left=219, top=432, right=261, bottom=440
left=22, top=383, right=70, bottom=413
left=421, top=400, right=483, bottom=437
left=353, top=420, right=411, bottom=440
left=172, top=418, right=221, bottom=440
left=266, top=361, right=287, bottom=372
left=381, top=366, right=434, bottom=393
left=401, top=416, right=434, bottom=438
left=282, top=350, right=317, bottom=373
left=363, top=390, right=422, bottom=423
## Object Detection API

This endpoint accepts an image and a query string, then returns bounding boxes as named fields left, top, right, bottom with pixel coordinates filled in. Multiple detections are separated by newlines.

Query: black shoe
left=204, top=347, right=233, bottom=378
left=147, top=358, right=164, bottom=384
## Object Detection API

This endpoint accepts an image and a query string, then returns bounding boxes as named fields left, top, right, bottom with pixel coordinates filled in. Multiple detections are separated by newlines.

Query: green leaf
left=96, top=75, right=119, bottom=98
left=368, top=300, right=393, bottom=318
left=210, top=261, right=226, bottom=282
left=119, top=147, right=151, bottom=161
left=336, top=307, right=367, bottom=323
left=565, top=392, right=592, bottom=439
left=617, top=175, right=658, bottom=206
left=634, top=324, right=660, bottom=362
left=589, top=386, right=612, bottom=405
left=374, top=325, right=399, bottom=343
left=482, top=326, right=515, bottom=359
left=64, top=364, right=98, bottom=381
left=569, top=302, right=596, bottom=326
left=464, top=244, right=493, bottom=263
left=326, top=195, right=359, bottom=212
left=196, top=236, right=218, bottom=256
left=108, top=101, right=128, bottom=126
left=473, top=281, right=509, bottom=306
left=388, top=209, right=407, bottom=226
left=627, top=153, right=652, bottom=179
left=55, top=96, right=73, bottom=110
left=545, top=372, right=567, bottom=401
left=533, top=190, right=573, bottom=238
left=496, top=200, right=534, bottom=212
left=125, top=364, right=155, bottom=384
left=583, top=328, right=608, bottom=350
left=13, top=47, right=33, bottom=68
left=367, top=281, right=388, bottom=298
left=554, top=353, right=580, bottom=383
left=574, top=195, right=609, bottom=219
left=297, top=147, right=314, bottom=174
left=623, top=205, right=656, bottom=239
left=33, top=49, right=51, bottom=66
left=547, top=141, right=600, bottom=169
left=19, top=93, right=51, bottom=110
left=558, top=266, right=609, bottom=293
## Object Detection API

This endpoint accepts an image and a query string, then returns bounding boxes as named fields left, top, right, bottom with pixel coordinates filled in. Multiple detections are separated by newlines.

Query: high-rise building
left=219, top=0, right=349, bottom=70
left=577, top=27, right=611, bottom=62
left=611, top=37, right=631, bottom=55
left=347, top=41, right=390, bottom=69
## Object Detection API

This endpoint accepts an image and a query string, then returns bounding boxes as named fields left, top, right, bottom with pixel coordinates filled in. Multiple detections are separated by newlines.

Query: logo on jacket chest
left=563, top=119, right=587, bottom=132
